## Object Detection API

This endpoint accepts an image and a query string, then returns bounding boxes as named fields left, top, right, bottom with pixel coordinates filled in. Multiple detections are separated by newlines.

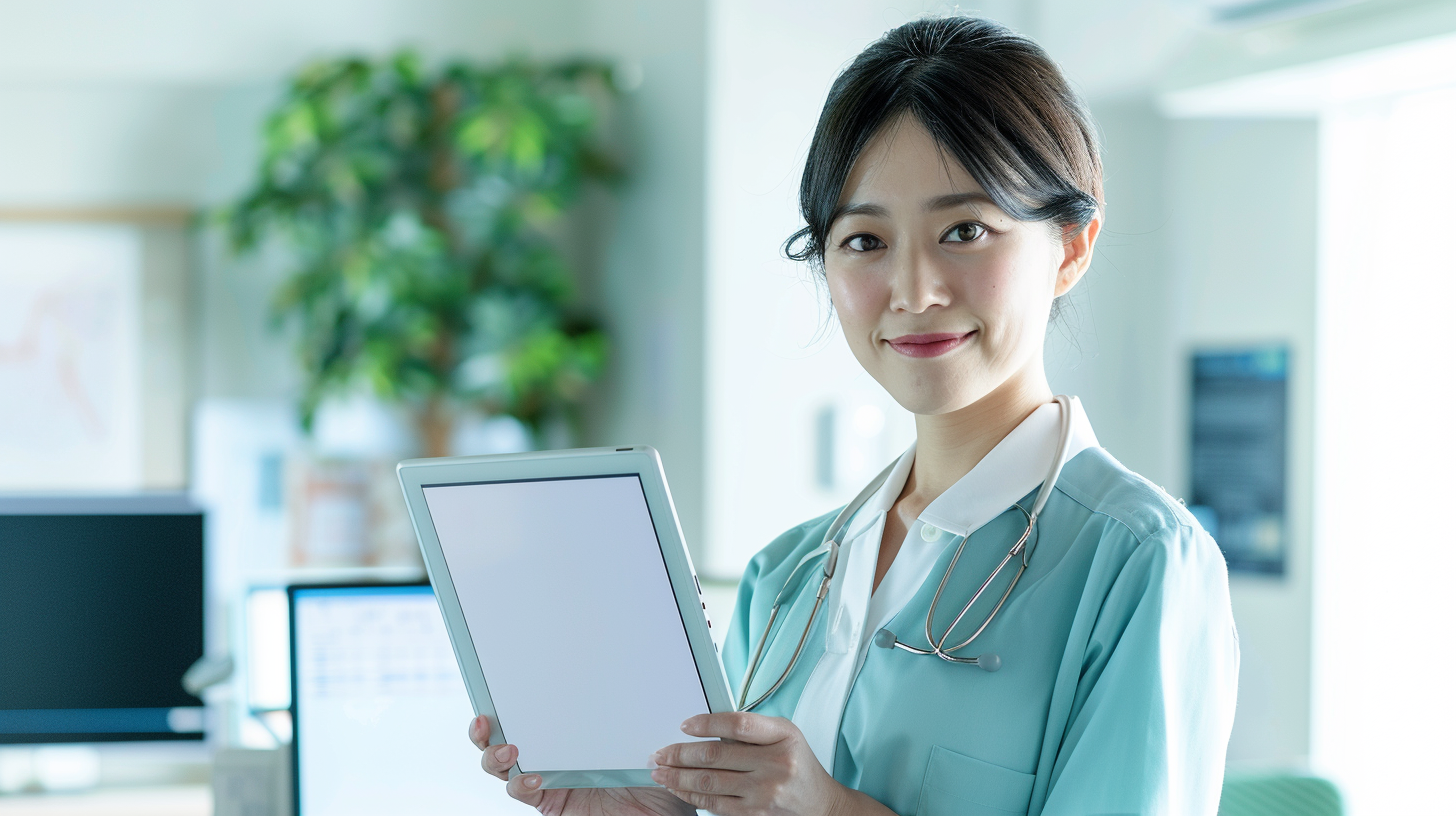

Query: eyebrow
left=832, top=201, right=889, bottom=221
left=829, top=191, right=998, bottom=227
left=926, top=192, right=996, bottom=212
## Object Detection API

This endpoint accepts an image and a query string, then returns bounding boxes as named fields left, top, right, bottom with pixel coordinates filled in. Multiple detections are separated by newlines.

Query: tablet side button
left=694, top=575, right=702, bottom=594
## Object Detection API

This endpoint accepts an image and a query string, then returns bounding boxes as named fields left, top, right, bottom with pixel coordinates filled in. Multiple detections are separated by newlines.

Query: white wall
left=0, top=2, right=591, bottom=207
left=0, top=0, right=585, bottom=84
left=577, top=0, right=710, bottom=559
left=1167, top=118, right=1319, bottom=768
left=1046, top=102, right=1178, bottom=483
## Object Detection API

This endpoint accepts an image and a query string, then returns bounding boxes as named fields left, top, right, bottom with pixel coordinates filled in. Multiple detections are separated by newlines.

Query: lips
left=885, top=331, right=975, bottom=358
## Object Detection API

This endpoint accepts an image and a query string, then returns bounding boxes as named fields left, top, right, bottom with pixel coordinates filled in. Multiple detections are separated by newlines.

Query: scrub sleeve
left=1031, top=523, right=1239, bottom=814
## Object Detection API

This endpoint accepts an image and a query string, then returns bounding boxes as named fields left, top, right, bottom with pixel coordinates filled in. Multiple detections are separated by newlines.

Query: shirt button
left=920, top=523, right=942, bottom=542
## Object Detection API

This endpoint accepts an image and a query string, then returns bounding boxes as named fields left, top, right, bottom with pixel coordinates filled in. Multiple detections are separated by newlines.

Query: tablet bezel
left=396, top=445, right=735, bottom=790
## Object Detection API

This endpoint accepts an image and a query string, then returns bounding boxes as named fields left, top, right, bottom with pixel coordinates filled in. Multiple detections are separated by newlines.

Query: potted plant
left=226, top=52, right=623, bottom=456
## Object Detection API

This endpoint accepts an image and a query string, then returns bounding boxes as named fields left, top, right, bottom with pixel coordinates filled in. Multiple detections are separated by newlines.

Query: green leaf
left=220, top=51, right=624, bottom=433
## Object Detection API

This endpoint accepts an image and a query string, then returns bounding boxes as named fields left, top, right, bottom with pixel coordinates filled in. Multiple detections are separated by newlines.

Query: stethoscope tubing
left=737, top=458, right=893, bottom=711
left=736, top=396, right=1077, bottom=710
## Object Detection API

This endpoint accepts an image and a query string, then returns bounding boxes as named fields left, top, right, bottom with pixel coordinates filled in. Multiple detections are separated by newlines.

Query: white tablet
left=396, top=446, right=735, bottom=790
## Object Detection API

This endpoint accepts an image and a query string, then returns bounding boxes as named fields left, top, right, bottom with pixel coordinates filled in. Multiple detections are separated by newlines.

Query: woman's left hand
left=649, top=713, right=854, bottom=816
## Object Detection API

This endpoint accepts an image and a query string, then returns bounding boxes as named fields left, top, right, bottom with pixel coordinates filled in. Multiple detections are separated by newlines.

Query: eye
left=842, top=233, right=885, bottom=252
left=942, top=222, right=987, bottom=244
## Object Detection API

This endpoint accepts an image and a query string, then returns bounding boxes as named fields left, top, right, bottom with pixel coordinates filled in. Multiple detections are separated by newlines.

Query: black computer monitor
left=0, top=495, right=205, bottom=744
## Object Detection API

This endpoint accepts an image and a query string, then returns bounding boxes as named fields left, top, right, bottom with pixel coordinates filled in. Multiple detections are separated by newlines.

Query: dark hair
left=785, top=16, right=1103, bottom=267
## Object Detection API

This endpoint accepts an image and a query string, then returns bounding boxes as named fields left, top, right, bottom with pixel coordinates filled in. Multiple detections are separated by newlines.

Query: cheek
left=825, top=269, right=884, bottom=331
left=958, top=259, right=1019, bottom=320
left=965, top=245, right=1056, bottom=323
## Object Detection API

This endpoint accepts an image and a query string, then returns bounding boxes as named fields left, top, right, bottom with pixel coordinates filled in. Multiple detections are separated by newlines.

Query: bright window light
left=1312, top=83, right=1456, bottom=815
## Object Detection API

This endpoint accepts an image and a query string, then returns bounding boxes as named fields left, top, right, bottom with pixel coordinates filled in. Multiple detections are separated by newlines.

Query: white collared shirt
left=789, top=397, right=1100, bottom=772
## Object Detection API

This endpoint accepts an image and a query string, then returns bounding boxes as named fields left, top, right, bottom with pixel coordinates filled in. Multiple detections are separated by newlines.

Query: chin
left=869, top=352, right=1000, bottom=417
left=883, top=383, right=980, bottom=416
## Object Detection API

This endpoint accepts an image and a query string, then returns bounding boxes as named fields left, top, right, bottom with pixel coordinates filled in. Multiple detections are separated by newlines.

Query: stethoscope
left=737, top=395, right=1077, bottom=712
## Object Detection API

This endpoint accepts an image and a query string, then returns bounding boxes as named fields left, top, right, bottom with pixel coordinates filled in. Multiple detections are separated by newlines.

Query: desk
left=0, top=784, right=210, bottom=815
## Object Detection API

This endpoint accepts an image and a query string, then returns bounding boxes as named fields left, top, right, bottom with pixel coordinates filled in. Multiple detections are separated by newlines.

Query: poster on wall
left=1188, top=346, right=1289, bottom=575
left=0, top=224, right=143, bottom=490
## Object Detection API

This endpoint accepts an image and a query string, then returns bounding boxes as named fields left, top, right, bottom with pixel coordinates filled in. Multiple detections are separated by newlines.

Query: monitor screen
left=0, top=496, right=205, bottom=744
left=290, top=584, right=530, bottom=816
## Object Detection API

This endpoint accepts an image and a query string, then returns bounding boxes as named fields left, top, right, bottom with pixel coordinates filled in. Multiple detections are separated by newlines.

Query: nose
left=887, top=246, right=951, bottom=314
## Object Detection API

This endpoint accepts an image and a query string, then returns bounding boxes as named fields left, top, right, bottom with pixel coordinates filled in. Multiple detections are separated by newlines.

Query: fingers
left=505, top=772, right=546, bottom=807
left=470, top=715, right=518, bottom=782
left=466, top=715, right=545, bottom=809
left=680, top=712, right=789, bottom=745
left=662, top=786, right=733, bottom=814
left=651, top=763, right=750, bottom=798
left=468, top=715, right=492, bottom=751
left=481, top=741, right=518, bottom=781
left=654, top=739, right=756, bottom=772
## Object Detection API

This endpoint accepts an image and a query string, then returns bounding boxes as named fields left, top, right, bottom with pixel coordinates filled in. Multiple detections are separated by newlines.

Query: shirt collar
left=842, top=442, right=916, bottom=542
left=920, top=396, right=1099, bottom=538
left=844, top=396, right=1100, bottom=542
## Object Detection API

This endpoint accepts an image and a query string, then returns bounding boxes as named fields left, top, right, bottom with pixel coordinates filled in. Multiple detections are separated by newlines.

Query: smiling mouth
left=885, top=331, right=976, bottom=358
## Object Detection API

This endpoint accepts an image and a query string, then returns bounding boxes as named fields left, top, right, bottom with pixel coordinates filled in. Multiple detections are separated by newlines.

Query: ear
left=1055, top=215, right=1100, bottom=297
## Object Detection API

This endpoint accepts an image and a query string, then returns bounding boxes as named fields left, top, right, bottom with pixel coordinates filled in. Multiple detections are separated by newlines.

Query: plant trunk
left=419, top=399, right=453, bottom=458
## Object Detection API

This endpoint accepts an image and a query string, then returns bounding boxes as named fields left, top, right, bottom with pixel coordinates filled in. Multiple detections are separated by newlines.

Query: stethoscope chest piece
left=872, top=626, right=1002, bottom=672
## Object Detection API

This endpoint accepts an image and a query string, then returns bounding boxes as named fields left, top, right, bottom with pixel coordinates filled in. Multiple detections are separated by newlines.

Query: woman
left=469, top=16, right=1238, bottom=816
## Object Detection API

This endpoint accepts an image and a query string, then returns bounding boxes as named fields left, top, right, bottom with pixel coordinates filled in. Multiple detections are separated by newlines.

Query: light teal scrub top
left=723, top=447, right=1240, bottom=816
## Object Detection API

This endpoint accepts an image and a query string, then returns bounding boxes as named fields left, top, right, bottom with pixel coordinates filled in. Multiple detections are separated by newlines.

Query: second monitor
left=289, top=583, right=531, bottom=816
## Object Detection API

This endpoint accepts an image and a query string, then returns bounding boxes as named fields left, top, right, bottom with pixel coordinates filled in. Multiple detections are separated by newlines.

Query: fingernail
left=680, top=719, right=691, bottom=732
left=525, top=775, right=541, bottom=789
left=647, top=752, right=661, bottom=768
left=494, top=746, right=510, bottom=763
left=651, top=768, right=666, bottom=782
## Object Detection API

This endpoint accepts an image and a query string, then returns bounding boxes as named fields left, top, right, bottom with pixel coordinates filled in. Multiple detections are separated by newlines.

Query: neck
left=908, top=364, right=1053, bottom=501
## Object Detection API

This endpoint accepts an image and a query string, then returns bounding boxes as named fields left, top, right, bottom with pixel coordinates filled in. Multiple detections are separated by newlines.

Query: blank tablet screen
left=421, top=474, right=709, bottom=772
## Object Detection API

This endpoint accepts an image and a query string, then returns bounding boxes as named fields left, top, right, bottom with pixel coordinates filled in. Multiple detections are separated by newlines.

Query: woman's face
left=823, top=116, right=1095, bottom=416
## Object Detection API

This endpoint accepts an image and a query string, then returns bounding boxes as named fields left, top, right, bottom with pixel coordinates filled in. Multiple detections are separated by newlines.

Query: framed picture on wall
left=0, top=208, right=192, bottom=491
left=1188, top=345, right=1289, bottom=576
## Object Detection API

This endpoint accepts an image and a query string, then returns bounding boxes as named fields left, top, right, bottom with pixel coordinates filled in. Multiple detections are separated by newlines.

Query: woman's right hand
left=469, top=715, right=695, bottom=816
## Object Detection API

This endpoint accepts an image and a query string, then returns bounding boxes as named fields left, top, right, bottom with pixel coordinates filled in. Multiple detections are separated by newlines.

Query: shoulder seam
left=1052, top=481, right=1147, bottom=545
left=1052, top=452, right=1194, bottom=546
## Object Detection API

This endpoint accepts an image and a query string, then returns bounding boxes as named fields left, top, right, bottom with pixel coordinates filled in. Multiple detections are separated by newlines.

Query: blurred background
left=0, top=0, right=1452, bottom=814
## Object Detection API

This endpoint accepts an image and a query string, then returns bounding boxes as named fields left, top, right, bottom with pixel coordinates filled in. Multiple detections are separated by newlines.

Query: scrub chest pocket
left=915, top=745, right=1035, bottom=816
